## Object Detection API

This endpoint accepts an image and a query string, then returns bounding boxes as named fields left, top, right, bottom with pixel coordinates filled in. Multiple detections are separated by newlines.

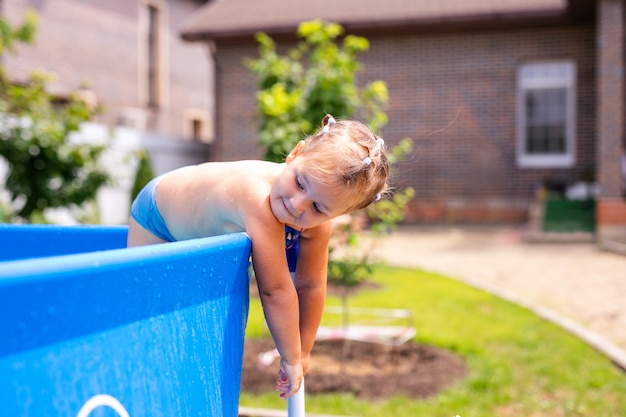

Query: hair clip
left=375, top=193, right=382, bottom=201
left=376, top=137, right=385, bottom=146
left=363, top=156, right=372, bottom=166
left=322, top=115, right=337, bottom=134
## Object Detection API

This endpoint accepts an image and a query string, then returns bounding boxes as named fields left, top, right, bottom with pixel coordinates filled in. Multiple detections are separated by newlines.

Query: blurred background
left=0, top=0, right=624, bottom=251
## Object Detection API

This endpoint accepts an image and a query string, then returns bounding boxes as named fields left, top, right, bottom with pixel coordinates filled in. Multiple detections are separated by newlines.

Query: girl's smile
left=282, top=197, right=299, bottom=219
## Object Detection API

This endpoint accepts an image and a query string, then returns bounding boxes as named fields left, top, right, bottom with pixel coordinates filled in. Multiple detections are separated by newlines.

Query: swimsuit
left=131, top=176, right=300, bottom=271
left=285, top=226, right=300, bottom=273
left=130, top=175, right=177, bottom=242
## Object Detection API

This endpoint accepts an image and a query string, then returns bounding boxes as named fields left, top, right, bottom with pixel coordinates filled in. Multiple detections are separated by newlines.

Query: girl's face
left=270, top=159, right=346, bottom=230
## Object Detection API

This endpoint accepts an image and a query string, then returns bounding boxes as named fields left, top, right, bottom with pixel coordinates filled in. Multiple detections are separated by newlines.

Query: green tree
left=248, top=21, right=416, bottom=359
left=0, top=11, right=109, bottom=222
left=247, top=19, right=388, bottom=162
left=130, top=149, right=155, bottom=203
left=248, top=18, right=414, bottom=265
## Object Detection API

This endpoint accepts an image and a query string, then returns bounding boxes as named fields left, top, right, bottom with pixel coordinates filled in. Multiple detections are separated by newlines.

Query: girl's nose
left=292, top=195, right=307, bottom=214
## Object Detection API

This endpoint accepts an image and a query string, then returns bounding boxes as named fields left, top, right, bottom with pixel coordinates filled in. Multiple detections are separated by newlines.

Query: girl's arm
left=247, top=217, right=303, bottom=398
left=293, top=222, right=332, bottom=373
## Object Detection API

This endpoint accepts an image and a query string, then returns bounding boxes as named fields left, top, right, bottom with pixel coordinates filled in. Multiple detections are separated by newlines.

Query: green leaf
left=0, top=11, right=109, bottom=222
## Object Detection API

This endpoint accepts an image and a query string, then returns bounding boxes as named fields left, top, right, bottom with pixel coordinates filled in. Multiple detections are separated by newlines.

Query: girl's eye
left=312, top=203, right=323, bottom=215
left=295, top=177, right=304, bottom=190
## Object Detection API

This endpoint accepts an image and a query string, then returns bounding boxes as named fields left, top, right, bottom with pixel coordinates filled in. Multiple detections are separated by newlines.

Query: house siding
left=212, top=23, right=597, bottom=223
left=2, top=0, right=211, bottom=141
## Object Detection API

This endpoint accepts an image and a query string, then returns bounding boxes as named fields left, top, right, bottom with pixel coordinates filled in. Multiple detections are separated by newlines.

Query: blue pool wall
left=0, top=225, right=252, bottom=417
left=0, top=224, right=130, bottom=261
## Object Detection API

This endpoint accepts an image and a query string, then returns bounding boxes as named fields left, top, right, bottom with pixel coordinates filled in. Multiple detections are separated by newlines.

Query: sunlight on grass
left=242, top=265, right=626, bottom=416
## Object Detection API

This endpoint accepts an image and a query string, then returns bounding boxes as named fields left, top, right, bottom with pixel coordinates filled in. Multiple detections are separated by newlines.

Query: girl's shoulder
left=168, top=160, right=279, bottom=191
left=193, top=160, right=283, bottom=182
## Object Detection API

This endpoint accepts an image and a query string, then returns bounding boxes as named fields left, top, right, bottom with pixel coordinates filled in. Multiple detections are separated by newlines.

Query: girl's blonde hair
left=298, top=115, right=390, bottom=213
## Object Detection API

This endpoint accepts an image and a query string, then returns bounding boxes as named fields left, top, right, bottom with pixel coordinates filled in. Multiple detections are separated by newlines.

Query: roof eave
left=181, top=8, right=586, bottom=44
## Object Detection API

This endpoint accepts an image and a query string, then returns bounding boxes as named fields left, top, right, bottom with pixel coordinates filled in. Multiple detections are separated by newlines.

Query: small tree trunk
left=340, top=289, right=350, bottom=371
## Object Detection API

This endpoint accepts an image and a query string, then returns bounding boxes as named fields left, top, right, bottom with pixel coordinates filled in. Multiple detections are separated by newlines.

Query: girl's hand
left=276, top=360, right=303, bottom=398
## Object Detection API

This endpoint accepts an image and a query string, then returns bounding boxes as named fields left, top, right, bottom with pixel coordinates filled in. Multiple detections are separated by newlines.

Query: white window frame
left=516, top=61, right=576, bottom=168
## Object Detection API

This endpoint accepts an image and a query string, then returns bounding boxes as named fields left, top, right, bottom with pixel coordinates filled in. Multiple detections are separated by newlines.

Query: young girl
left=127, top=115, right=389, bottom=398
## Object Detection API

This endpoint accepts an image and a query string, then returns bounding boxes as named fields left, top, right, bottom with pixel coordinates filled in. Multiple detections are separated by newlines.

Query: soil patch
left=241, top=338, right=468, bottom=400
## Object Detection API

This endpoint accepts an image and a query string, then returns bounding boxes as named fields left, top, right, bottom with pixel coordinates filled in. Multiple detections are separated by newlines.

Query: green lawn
left=241, top=265, right=626, bottom=417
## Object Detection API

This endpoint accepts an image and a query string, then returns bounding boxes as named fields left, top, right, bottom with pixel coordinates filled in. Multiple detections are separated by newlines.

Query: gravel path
left=370, top=226, right=626, bottom=369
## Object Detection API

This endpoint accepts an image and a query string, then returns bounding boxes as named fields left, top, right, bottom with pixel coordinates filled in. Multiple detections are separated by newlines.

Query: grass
left=241, top=265, right=626, bottom=417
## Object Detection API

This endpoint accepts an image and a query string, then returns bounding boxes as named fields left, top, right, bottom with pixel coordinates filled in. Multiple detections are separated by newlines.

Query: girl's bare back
left=155, top=160, right=284, bottom=241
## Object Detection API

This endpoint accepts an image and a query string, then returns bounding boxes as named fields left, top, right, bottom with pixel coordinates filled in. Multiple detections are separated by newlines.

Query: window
left=183, top=109, right=211, bottom=143
left=516, top=61, right=576, bottom=168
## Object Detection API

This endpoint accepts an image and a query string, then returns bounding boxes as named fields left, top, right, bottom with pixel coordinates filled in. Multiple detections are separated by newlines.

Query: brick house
left=1, top=0, right=212, bottom=169
left=181, top=0, right=626, bottom=248
left=1, top=0, right=214, bottom=222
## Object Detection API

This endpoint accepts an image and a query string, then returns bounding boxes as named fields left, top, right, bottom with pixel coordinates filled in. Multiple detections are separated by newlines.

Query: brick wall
left=214, top=44, right=264, bottom=161
left=596, top=0, right=624, bottom=200
left=213, top=23, right=597, bottom=223
left=595, top=0, right=626, bottom=241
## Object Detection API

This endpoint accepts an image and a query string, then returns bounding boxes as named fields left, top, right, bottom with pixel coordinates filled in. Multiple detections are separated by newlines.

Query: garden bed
left=241, top=338, right=468, bottom=400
